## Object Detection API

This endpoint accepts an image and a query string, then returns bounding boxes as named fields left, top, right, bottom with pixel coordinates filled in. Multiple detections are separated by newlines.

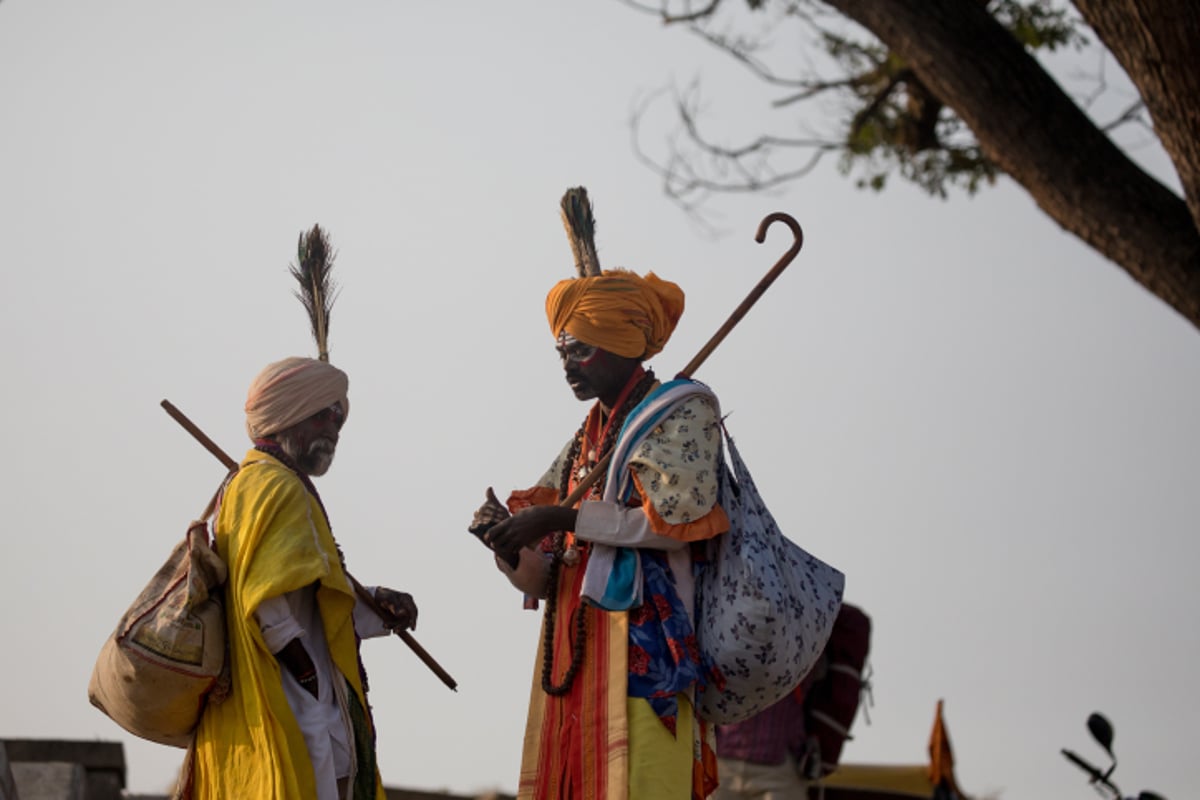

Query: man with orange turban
left=477, top=269, right=730, bottom=800
left=187, top=356, right=418, bottom=800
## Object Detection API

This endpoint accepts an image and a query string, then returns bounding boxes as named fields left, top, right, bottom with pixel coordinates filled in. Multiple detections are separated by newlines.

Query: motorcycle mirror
left=1087, top=712, right=1115, bottom=757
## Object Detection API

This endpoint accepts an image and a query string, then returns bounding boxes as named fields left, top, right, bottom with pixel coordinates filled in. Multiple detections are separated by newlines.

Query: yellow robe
left=189, top=449, right=384, bottom=800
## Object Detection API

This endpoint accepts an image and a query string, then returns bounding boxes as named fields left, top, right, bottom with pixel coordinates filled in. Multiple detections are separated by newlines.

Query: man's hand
left=277, top=638, right=319, bottom=698
left=483, top=505, right=578, bottom=566
left=468, top=486, right=510, bottom=543
left=374, top=587, right=418, bottom=632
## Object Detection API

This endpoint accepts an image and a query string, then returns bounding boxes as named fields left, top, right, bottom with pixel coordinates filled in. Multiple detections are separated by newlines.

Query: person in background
left=710, top=670, right=822, bottom=800
left=714, top=600, right=871, bottom=800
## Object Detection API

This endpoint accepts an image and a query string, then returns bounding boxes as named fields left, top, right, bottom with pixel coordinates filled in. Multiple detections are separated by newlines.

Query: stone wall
left=0, top=740, right=124, bottom=800
left=0, top=739, right=514, bottom=800
left=1, top=743, right=19, bottom=800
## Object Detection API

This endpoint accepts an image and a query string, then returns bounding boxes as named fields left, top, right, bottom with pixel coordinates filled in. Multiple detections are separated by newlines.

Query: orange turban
left=545, top=269, right=684, bottom=360
left=244, top=356, right=350, bottom=440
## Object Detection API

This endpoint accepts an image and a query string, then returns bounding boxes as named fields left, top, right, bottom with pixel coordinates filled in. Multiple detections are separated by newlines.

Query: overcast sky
left=2, top=3, right=1197, bottom=799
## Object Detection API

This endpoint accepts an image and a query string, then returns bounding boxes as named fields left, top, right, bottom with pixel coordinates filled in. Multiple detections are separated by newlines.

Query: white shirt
left=256, top=584, right=390, bottom=800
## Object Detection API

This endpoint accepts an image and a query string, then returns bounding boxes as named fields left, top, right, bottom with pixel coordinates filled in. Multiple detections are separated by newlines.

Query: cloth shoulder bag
left=694, top=421, right=846, bottom=724
left=88, top=473, right=234, bottom=748
left=579, top=377, right=845, bottom=724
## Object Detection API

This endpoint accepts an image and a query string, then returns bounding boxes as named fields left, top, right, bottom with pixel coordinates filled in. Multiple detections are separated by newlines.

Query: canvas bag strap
left=197, top=467, right=240, bottom=526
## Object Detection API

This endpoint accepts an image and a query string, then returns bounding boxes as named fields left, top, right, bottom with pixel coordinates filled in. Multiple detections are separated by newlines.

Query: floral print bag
left=694, top=426, right=846, bottom=724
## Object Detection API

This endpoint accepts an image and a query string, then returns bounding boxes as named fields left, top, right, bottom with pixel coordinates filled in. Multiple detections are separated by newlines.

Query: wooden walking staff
left=161, top=400, right=460, bottom=693
left=559, top=211, right=804, bottom=508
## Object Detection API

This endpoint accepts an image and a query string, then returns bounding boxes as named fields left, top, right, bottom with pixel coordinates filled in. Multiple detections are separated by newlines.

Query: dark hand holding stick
left=372, top=586, right=418, bottom=632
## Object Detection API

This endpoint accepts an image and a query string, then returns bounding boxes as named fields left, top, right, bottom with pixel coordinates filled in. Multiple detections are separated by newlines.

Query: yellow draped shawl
left=190, top=449, right=384, bottom=800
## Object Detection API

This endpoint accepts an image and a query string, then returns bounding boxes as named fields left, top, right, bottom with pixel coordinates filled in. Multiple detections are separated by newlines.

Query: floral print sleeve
left=627, top=393, right=728, bottom=541
left=535, top=437, right=575, bottom=490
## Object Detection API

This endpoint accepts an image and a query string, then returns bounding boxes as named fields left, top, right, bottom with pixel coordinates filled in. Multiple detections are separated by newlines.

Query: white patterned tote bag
left=695, top=427, right=845, bottom=724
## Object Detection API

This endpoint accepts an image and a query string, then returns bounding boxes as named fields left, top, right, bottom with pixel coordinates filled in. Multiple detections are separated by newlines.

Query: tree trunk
left=1072, top=0, right=1200, bottom=228
left=822, top=0, right=1200, bottom=330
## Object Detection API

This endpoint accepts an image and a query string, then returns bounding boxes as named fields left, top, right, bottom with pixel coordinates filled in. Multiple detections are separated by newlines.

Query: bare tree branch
left=661, top=0, right=724, bottom=24
left=615, top=0, right=725, bottom=24
left=629, top=82, right=836, bottom=234
left=686, top=26, right=822, bottom=91
left=1100, top=99, right=1147, bottom=132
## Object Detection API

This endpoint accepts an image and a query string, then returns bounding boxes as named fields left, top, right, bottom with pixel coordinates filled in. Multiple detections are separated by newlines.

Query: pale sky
left=2, top=3, right=1197, bottom=799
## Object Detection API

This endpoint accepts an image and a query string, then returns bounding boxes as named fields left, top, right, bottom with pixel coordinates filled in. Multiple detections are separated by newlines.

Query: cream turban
left=244, top=356, right=350, bottom=440
left=545, top=269, right=684, bottom=360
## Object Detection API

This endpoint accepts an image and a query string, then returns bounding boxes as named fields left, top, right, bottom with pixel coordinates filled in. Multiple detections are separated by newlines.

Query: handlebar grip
left=1061, top=749, right=1102, bottom=781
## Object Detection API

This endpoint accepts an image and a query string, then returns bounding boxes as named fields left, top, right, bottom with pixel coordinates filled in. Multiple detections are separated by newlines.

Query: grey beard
left=276, top=431, right=337, bottom=476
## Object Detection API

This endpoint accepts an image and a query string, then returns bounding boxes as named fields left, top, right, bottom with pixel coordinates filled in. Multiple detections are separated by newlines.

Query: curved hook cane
left=559, top=211, right=804, bottom=508
left=677, top=211, right=804, bottom=378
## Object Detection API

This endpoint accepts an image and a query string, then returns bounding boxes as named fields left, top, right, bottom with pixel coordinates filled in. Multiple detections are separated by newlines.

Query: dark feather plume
left=289, top=224, right=339, bottom=362
left=560, top=187, right=602, bottom=278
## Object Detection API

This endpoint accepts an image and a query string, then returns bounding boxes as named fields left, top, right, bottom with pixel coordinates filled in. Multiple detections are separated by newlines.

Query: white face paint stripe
left=555, top=332, right=599, bottom=365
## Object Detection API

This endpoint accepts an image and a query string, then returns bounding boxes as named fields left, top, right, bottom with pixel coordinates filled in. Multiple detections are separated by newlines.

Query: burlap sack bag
left=88, top=520, right=230, bottom=748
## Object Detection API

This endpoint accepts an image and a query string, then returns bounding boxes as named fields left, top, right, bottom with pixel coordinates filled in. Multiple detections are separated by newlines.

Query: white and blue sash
left=580, top=379, right=719, bottom=610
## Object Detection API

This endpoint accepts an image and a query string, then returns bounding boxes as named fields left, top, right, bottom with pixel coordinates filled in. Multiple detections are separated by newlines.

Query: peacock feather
left=289, top=224, right=339, bottom=362
left=560, top=187, right=602, bottom=278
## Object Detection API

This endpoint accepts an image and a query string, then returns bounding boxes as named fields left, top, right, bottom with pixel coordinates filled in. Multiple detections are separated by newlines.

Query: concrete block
left=0, top=741, right=125, bottom=800
left=0, top=743, right=123, bottom=779
left=0, top=742, right=19, bottom=800
left=11, top=762, right=85, bottom=800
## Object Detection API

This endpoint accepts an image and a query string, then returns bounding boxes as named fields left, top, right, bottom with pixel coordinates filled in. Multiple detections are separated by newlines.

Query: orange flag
left=928, top=699, right=956, bottom=788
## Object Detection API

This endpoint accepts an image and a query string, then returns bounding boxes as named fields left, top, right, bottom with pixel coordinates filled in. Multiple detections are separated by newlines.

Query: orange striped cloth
left=518, top=544, right=629, bottom=800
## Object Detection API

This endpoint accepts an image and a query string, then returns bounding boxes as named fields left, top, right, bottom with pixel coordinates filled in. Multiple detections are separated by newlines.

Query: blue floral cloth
left=625, top=550, right=714, bottom=734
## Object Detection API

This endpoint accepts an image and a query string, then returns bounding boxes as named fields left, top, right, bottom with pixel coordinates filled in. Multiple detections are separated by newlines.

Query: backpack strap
left=195, top=467, right=240, bottom=552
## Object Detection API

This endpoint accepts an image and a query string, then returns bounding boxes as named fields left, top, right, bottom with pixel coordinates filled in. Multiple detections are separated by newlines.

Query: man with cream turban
left=186, top=356, right=418, bottom=800
left=477, top=268, right=730, bottom=800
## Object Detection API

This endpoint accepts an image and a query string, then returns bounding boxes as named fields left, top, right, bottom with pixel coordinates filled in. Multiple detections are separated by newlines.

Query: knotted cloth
left=244, top=356, right=350, bottom=440
left=545, top=269, right=684, bottom=360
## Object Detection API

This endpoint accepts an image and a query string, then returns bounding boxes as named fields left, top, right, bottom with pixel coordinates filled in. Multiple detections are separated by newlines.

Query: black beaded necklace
left=540, top=369, right=657, bottom=696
